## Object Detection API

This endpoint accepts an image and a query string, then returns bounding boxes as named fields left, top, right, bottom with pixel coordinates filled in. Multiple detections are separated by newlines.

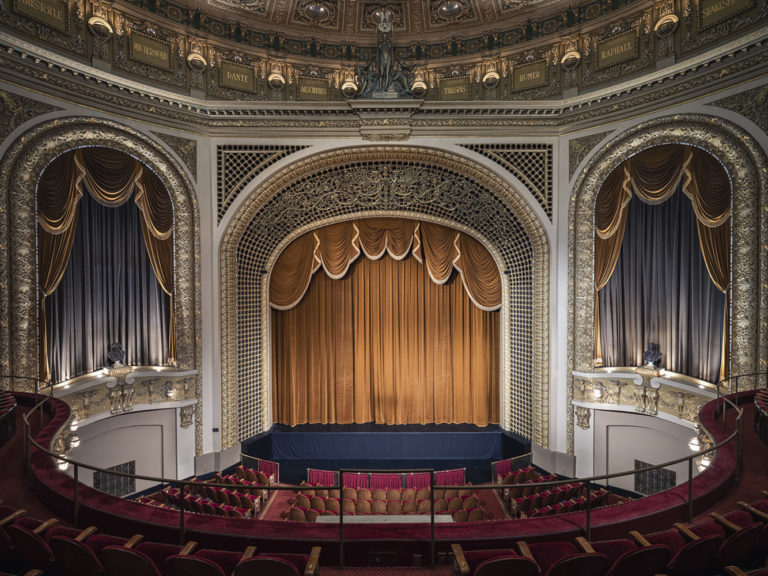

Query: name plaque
left=130, top=33, right=172, bottom=71
left=220, top=61, right=256, bottom=93
left=512, top=61, right=548, bottom=92
left=440, top=77, right=469, bottom=101
left=596, top=30, right=637, bottom=70
left=298, top=78, right=329, bottom=101
left=700, top=0, right=752, bottom=28
left=14, top=0, right=67, bottom=32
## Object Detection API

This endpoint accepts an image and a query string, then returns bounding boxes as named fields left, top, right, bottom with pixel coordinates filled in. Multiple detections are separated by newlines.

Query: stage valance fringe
left=37, top=148, right=176, bottom=382
left=270, top=219, right=501, bottom=312
left=593, top=144, right=731, bottom=379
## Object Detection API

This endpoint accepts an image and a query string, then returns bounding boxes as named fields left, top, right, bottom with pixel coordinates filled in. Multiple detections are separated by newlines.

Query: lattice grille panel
left=235, top=159, right=535, bottom=441
left=461, top=144, right=553, bottom=220
left=217, top=145, right=307, bottom=222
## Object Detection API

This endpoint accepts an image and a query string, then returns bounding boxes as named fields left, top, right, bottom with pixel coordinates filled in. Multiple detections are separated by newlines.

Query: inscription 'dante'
left=130, top=35, right=172, bottom=71
left=596, top=30, right=637, bottom=69
left=220, top=62, right=255, bottom=92
left=700, top=0, right=751, bottom=28
left=14, top=0, right=67, bottom=31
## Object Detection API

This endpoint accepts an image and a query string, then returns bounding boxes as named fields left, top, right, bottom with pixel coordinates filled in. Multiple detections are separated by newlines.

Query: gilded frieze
left=568, top=131, right=612, bottom=181
left=0, top=89, right=60, bottom=148
left=151, top=131, right=199, bottom=181
left=567, top=114, right=768, bottom=452
left=711, top=85, right=768, bottom=137
left=0, top=117, right=203, bottom=453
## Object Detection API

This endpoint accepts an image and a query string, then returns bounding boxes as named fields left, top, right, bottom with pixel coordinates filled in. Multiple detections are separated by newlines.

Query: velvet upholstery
left=606, top=545, right=669, bottom=576
left=135, top=541, right=184, bottom=574
left=666, top=535, right=724, bottom=576
left=588, top=539, right=636, bottom=566
left=232, top=555, right=299, bottom=576
left=195, top=548, right=244, bottom=575
left=165, top=554, right=226, bottom=576
left=100, top=545, right=162, bottom=576
left=474, top=556, right=539, bottom=576
left=50, top=535, right=105, bottom=576
left=546, top=552, right=609, bottom=576
left=6, top=525, right=56, bottom=574
left=460, top=549, right=519, bottom=574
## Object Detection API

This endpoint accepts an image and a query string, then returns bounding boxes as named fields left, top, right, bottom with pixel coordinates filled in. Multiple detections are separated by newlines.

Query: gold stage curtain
left=38, top=153, right=85, bottom=381
left=270, top=218, right=501, bottom=426
left=38, top=148, right=176, bottom=379
left=272, top=254, right=500, bottom=426
left=135, top=167, right=177, bottom=365
left=593, top=145, right=732, bottom=377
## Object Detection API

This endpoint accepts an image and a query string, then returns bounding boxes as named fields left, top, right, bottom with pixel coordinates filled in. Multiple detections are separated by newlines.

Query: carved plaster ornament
left=575, top=405, right=591, bottom=429
left=180, top=404, right=194, bottom=428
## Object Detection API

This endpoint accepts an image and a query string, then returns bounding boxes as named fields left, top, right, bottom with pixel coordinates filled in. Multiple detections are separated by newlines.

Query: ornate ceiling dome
left=178, top=0, right=566, bottom=45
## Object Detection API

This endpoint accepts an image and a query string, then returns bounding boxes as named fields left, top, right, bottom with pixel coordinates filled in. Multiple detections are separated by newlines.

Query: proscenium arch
left=568, top=113, right=768, bottom=453
left=0, top=117, right=204, bottom=453
left=220, top=145, right=551, bottom=451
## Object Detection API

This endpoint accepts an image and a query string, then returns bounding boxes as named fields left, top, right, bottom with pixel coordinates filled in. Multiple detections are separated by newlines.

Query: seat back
left=50, top=536, right=105, bottom=576
left=545, top=552, right=609, bottom=576
left=6, top=525, right=56, bottom=574
left=607, top=545, right=669, bottom=576
left=232, top=556, right=300, bottom=576
left=165, top=554, right=226, bottom=576
left=475, top=556, right=539, bottom=576
left=667, top=535, right=723, bottom=576
left=716, top=523, right=763, bottom=568
left=100, top=545, right=162, bottom=576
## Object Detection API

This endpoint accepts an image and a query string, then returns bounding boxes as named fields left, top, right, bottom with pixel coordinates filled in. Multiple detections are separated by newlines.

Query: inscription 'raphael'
left=596, top=30, right=637, bottom=69
left=14, top=0, right=67, bottom=32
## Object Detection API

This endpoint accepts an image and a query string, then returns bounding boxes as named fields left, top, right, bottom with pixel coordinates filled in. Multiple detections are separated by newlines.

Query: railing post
left=430, top=471, right=435, bottom=569
left=23, top=418, right=30, bottom=482
left=73, top=464, right=79, bottom=528
left=338, top=475, right=344, bottom=570
left=585, top=483, right=591, bottom=541
left=687, top=458, right=693, bottom=522
left=737, top=413, right=744, bottom=478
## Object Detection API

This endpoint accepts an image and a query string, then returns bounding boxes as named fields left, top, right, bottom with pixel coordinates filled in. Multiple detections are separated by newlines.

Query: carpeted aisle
left=320, top=566, right=452, bottom=575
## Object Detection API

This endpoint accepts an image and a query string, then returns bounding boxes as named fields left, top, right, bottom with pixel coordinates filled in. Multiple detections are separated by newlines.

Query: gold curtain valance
left=270, top=219, right=502, bottom=311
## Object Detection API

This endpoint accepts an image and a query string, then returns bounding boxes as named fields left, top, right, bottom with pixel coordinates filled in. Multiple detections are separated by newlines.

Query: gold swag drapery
left=593, top=145, right=731, bottom=378
left=270, top=219, right=501, bottom=426
left=37, top=148, right=176, bottom=381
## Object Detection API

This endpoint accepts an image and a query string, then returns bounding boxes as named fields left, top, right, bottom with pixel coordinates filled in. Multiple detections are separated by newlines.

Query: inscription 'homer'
left=517, top=70, right=541, bottom=82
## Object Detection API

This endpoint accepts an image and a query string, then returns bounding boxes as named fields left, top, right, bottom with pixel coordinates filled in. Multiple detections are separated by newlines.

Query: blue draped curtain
left=599, top=186, right=725, bottom=383
left=46, top=188, right=170, bottom=382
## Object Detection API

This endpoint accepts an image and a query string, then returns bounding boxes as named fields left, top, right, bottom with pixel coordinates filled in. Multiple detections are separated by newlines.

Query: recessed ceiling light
left=305, top=3, right=330, bottom=21
left=438, top=1, right=464, bottom=20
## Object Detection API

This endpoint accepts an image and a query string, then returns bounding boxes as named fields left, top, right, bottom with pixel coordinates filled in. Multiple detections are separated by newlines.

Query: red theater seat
left=6, top=518, right=60, bottom=574
left=451, top=544, right=538, bottom=576
left=231, top=547, right=320, bottom=576
left=632, top=526, right=723, bottom=576
left=575, top=537, right=669, bottom=576
left=518, top=540, right=609, bottom=576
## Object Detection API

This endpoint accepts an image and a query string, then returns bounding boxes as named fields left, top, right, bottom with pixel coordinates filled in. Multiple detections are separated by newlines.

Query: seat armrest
left=0, top=510, right=27, bottom=528
left=33, top=518, right=60, bottom=535
left=180, top=541, right=198, bottom=556
left=516, top=541, right=534, bottom=560
left=240, top=545, right=257, bottom=562
left=738, top=501, right=768, bottom=521
left=23, top=571, right=44, bottom=576
left=304, top=546, right=321, bottom=576
left=709, top=512, right=740, bottom=533
left=125, top=534, right=144, bottom=548
left=575, top=537, right=595, bottom=553
left=673, top=523, right=700, bottom=541
left=75, top=526, right=98, bottom=542
left=761, top=490, right=767, bottom=498
left=723, top=567, right=748, bottom=576
left=451, top=543, right=469, bottom=576
left=630, top=531, right=651, bottom=547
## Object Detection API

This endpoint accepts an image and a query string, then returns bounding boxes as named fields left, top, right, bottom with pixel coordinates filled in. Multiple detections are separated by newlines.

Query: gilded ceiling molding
left=710, top=85, right=768, bottom=137
left=220, top=146, right=550, bottom=451
left=0, top=89, right=60, bottom=143
left=0, top=117, right=204, bottom=454
left=151, top=131, right=199, bottom=181
left=567, top=114, right=768, bottom=453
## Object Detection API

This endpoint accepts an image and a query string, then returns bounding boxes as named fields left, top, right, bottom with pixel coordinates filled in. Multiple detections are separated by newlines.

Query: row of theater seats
left=0, top=502, right=321, bottom=576
left=518, top=488, right=625, bottom=519
left=755, top=389, right=768, bottom=446
left=233, top=466, right=273, bottom=487
left=452, top=489, right=768, bottom=576
left=288, top=485, right=487, bottom=522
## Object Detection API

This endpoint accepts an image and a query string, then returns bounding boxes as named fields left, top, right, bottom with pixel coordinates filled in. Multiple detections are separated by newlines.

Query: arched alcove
left=220, top=146, right=551, bottom=451
left=568, top=114, right=768, bottom=453
left=0, top=117, right=203, bottom=452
